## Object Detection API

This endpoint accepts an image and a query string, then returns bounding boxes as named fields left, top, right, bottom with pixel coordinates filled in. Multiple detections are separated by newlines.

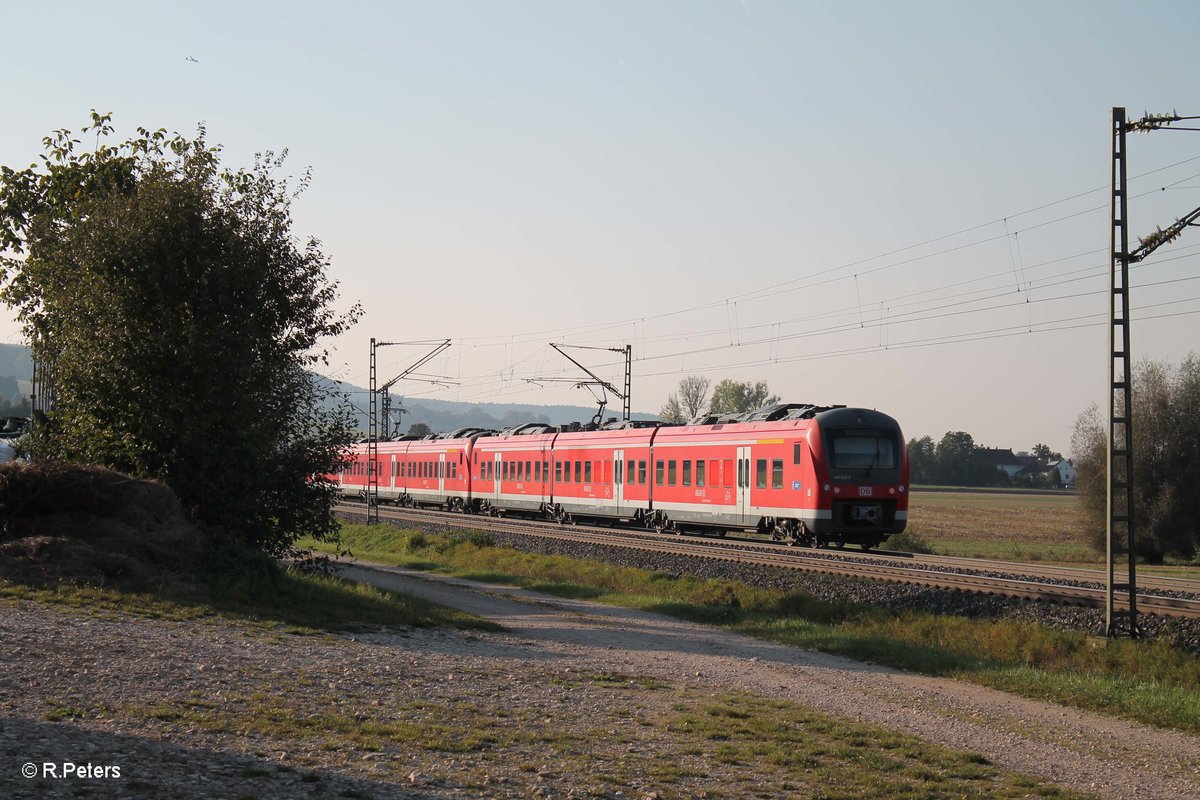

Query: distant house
left=1048, top=459, right=1077, bottom=488
left=976, top=448, right=1028, bottom=478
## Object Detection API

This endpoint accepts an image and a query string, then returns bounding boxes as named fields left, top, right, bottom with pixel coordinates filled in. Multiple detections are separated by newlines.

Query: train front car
left=808, top=407, right=908, bottom=549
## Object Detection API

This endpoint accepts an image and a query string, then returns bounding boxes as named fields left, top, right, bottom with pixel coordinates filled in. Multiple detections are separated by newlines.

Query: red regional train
left=336, top=403, right=909, bottom=549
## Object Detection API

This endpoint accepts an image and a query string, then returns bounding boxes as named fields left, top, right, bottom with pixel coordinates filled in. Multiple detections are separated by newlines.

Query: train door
left=438, top=453, right=446, bottom=496
left=613, top=449, right=625, bottom=517
left=736, top=446, right=752, bottom=525
left=493, top=453, right=502, bottom=502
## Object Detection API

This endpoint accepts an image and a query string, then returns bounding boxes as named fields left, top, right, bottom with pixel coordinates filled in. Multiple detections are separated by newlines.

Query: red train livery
left=336, top=403, right=909, bottom=549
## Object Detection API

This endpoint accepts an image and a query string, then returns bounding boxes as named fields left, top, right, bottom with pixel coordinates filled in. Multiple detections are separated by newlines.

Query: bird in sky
left=186, top=56, right=199, bottom=63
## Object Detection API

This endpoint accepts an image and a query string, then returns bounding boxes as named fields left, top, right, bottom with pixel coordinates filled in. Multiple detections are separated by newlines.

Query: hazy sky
left=3, top=1, right=1198, bottom=453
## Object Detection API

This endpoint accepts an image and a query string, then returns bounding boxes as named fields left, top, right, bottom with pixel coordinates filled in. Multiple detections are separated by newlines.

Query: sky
left=2, top=0, right=1198, bottom=454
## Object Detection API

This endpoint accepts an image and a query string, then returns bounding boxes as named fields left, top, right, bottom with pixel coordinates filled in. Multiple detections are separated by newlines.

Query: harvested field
left=906, top=490, right=1095, bottom=563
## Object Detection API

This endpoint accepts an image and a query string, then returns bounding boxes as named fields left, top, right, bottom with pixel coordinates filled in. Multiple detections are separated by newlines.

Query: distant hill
left=0, top=346, right=660, bottom=431
left=0, top=344, right=32, bottom=381
left=322, top=378, right=658, bottom=434
left=0, top=344, right=33, bottom=404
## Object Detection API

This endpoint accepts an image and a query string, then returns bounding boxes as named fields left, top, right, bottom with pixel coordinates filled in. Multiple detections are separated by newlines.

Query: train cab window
left=772, top=459, right=783, bottom=489
left=696, top=460, right=706, bottom=487
left=584, top=461, right=592, bottom=483
left=682, top=460, right=692, bottom=486
left=668, top=460, right=677, bottom=486
left=655, top=460, right=664, bottom=485
left=756, top=459, right=768, bottom=489
left=828, top=428, right=899, bottom=470
left=638, top=460, right=647, bottom=484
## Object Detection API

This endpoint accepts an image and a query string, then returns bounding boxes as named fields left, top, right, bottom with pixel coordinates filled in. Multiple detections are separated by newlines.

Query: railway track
left=335, top=502, right=1200, bottom=619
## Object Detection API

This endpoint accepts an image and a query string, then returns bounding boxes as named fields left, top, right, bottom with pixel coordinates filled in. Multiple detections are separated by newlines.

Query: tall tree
left=934, top=431, right=981, bottom=485
left=0, top=112, right=360, bottom=556
left=708, top=379, right=779, bottom=415
left=906, top=435, right=936, bottom=484
left=1072, top=355, right=1200, bottom=561
left=659, top=374, right=711, bottom=423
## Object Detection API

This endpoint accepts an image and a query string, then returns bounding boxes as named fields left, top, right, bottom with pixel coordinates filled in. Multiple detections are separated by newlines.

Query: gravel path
left=340, top=562, right=1200, bottom=800
left=2, top=562, right=1198, bottom=800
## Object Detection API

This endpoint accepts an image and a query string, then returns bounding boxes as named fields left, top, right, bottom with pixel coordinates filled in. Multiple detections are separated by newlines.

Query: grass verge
left=0, top=559, right=499, bottom=634
left=310, top=523, right=1200, bottom=736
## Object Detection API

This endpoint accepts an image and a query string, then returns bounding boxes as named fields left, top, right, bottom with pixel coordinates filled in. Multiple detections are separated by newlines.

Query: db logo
left=858, top=486, right=873, bottom=496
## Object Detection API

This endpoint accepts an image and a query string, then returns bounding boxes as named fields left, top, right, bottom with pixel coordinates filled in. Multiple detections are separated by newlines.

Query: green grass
left=661, top=692, right=1086, bottom=799
left=0, top=562, right=499, bottom=634
left=101, top=674, right=1084, bottom=798
left=311, top=523, right=1200, bottom=736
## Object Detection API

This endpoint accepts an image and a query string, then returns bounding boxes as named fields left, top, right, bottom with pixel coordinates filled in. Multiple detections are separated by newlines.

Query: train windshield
left=828, top=428, right=898, bottom=470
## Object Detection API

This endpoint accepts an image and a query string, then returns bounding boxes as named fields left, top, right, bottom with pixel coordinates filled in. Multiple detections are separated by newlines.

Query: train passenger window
left=603, top=460, right=611, bottom=484
left=638, top=460, right=647, bottom=484
left=574, top=461, right=582, bottom=482
left=668, top=461, right=677, bottom=486
left=584, top=461, right=592, bottom=483
left=723, top=459, right=733, bottom=488
left=682, top=460, right=692, bottom=486
left=794, top=443, right=802, bottom=465
left=772, top=459, right=783, bottom=489
left=525, top=460, right=532, bottom=480
left=555, top=461, right=563, bottom=482
left=655, top=460, right=664, bottom=485
left=756, top=459, right=767, bottom=489
left=696, top=460, right=705, bottom=487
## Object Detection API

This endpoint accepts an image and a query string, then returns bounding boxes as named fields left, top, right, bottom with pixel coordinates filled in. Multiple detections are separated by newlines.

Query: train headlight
left=823, top=483, right=830, bottom=491
left=898, top=485, right=906, bottom=493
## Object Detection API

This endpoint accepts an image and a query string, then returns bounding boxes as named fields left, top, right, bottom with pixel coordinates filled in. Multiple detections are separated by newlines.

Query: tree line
left=906, top=432, right=1063, bottom=488
left=1072, top=354, right=1200, bottom=562
left=659, top=375, right=779, bottom=421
